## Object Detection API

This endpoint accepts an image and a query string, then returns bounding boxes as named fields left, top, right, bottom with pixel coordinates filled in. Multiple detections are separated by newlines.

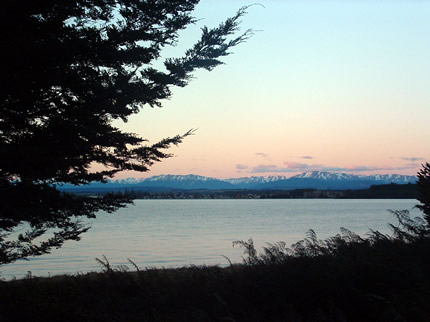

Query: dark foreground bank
left=1, top=211, right=430, bottom=322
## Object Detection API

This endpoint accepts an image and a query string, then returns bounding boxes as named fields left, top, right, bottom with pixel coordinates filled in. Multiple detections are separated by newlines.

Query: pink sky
left=113, top=1, right=429, bottom=179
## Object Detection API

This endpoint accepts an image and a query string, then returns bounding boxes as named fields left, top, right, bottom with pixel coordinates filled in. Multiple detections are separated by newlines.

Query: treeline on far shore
left=119, top=183, right=418, bottom=200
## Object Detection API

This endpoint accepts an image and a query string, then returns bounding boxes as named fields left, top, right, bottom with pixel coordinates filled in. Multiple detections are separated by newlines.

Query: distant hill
left=58, top=171, right=417, bottom=193
left=252, top=172, right=416, bottom=190
left=341, top=183, right=418, bottom=199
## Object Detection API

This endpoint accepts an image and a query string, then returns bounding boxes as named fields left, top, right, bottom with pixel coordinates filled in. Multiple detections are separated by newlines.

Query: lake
left=0, top=199, right=421, bottom=280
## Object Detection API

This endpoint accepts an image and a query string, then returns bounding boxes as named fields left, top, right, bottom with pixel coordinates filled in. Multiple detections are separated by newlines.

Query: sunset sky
left=116, top=0, right=430, bottom=179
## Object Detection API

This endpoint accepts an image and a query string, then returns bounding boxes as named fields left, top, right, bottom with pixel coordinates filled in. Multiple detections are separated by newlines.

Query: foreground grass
left=1, top=212, right=430, bottom=321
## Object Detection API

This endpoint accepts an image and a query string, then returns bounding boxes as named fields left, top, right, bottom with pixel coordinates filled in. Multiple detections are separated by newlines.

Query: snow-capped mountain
left=290, top=171, right=416, bottom=184
left=59, top=172, right=417, bottom=192
left=253, top=171, right=416, bottom=190
left=368, top=174, right=415, bottom=184
left=292, top=171, right=356, bottom=181
left=112, top=177, right=143, bottom=185
left=144, top=174, right=215, bottom=182
left=135, top=174, right=234, bottom=190
left=224, top=175, right=288, bottom=188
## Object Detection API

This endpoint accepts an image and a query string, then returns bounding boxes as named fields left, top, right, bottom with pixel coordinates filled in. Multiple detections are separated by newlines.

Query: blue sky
left=116, top=0, right=430, bottom=179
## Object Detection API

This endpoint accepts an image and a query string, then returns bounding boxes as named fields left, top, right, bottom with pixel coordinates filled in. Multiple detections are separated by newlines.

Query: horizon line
left=114, top=171, right=418, bottom=181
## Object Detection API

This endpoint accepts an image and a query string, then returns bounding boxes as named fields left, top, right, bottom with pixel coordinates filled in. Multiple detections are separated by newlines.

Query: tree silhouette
left=0, top=1, right=252, bottom=265
left=417, top=162, right=430, bottom=226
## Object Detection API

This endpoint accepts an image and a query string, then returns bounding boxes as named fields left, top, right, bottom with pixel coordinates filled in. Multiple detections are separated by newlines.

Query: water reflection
left=1, top=199, right=419, bottom=279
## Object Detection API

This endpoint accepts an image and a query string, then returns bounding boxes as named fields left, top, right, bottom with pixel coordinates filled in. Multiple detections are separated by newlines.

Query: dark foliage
left=417, top=162, right=430, bottom=225
left=342, top=183, right=418, bottom=199
left=234, top=210, right=430, bottom=265
left=0, top=1, right=252, bottom=264
left=0, top=0, right=252, bottom=184
left=0, top=182, right=132, bottom=265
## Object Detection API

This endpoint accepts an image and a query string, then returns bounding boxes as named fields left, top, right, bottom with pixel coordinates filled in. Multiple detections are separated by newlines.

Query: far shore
left=64, top=183, right=418, bottom=200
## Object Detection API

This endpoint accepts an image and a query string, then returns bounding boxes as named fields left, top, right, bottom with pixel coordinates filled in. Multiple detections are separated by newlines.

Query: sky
left=115, top=0, right=430, bottom=179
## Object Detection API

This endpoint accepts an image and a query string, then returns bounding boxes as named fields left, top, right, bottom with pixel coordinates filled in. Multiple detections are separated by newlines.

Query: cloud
left=405, top=163, right=419, bottom=168
left=236, top=164, right=248, bottom=170
left=283, top=161, right=326, bottom=171
left=255, top=152, right=270, bottom=159
left=248, top=162, right=420, bottom=174
left=401, top=157, right=425, bottom=162
left=300, top=156, right=313, bottom=160
left=283, top=161, right=312, bottom=169
left=321, top=164, right=419, bottom=172
left=322, top=166, right=371, bottom=172
left=250, top=164, right=300, bottom=173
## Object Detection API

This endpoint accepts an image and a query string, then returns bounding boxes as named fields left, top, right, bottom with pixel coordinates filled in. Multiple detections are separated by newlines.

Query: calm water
left=1, top=199, right=420, bottom=279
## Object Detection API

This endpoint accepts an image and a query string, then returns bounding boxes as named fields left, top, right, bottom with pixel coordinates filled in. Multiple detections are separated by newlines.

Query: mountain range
left=59, top=171, right=417, bottom=192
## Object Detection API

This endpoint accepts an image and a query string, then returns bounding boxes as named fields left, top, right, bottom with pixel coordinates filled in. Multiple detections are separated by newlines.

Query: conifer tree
left=417, top=162, right=430, bottom=226
left=0, top=0, right=252, bottom=265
